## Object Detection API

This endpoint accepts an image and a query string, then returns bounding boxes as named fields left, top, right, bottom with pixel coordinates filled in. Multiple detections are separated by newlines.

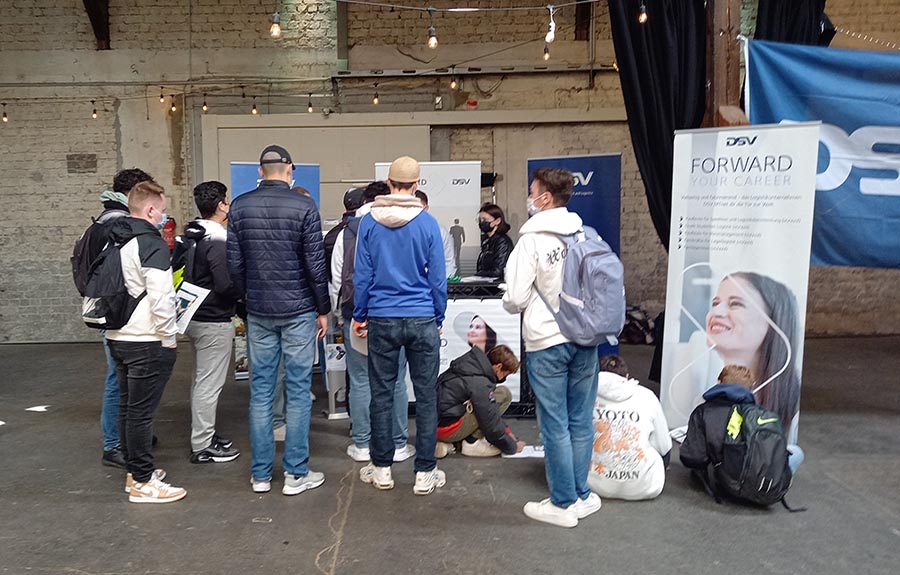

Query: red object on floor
left=437, top=417, right=464, bottom=441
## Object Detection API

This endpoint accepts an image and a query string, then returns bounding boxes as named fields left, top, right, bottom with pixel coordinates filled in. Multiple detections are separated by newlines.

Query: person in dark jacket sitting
left=182, top=181, right=242, bottom=465
left=436, top=344, right=525, bottom=458
left=476, top=203, right=514, bottom=281
left=227, top=144, right=330, bottom=496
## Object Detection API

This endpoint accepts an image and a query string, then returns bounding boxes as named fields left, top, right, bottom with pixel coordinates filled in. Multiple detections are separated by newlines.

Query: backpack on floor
left=710, top=403, right=794, bottom=508
left=71, top=209, right=126, bottom=297
left=536, top=227, right=626, bottom=347
left=81, top=241, right=146, bottom=330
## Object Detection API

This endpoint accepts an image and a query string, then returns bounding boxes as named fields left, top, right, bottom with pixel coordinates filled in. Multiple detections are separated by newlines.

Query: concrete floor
left=1, top=337, right=898, bottom=575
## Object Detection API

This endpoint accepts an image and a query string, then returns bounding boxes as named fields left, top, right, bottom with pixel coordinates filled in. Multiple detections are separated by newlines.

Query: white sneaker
left=283, top=470, right=325, bottom=496
left=523, top=498, right=578, bottom=528
left=434, top=441, right=456, bottom=459
left=251, top=476, right=271, bottom=493
left=413, top=467, right=446, bottom=496
left=124, top=468, right=166, bottom=493
left=393, top=444, right=416, bottom=462
left=461, top=437, right=501, bottom=457
left=570, top=492, right=602, bottom=519
left=273, top=426, right=286, bottom=442
left=129, top=477, right=186, bottom=504
left=346, top=444, right=371, bottom=462
left=359, top=463, right=394, bottom=490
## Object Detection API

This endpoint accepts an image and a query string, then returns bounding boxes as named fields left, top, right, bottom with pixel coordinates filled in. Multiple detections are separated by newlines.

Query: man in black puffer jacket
left=436, top=344, right=524, bottom=457
left=227, top=144, right=330, bottom=496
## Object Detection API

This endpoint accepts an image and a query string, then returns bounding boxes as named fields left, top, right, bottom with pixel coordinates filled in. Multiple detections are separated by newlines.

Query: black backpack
left=324, top=220, right=349, bottom=283
left=81, top=241, right=146, bottom=330
left=71, top=209, right=127, bottom=297
left=707, top=403, right=797, bottom=509
left=338, top=218, right=361, bottom=320
left=171, top=235, right=198, bottom=290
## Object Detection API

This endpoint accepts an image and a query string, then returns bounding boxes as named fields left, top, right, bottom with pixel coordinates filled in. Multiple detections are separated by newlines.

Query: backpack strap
left=780, top=497, right=807, bottom=513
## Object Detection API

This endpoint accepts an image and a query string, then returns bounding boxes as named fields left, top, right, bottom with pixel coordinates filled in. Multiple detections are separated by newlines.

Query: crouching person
left=435, top=345, right=525, bottom=458
left=588, top=355, right=671, bottom=500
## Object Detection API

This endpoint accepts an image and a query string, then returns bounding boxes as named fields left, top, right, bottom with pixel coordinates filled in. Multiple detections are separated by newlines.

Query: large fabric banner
left=230, top=162, right=321, bottom=205
left=376, top=161, right=482, bottom=276
left=747, top=39, right=900, bottom=268
left=661, top=123, right=820, bottom=443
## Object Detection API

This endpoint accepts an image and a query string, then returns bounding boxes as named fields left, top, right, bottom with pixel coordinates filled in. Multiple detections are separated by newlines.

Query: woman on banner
left=705, top=272, right=801, bottom=432
left=476, top=203, right=514, bottom=280
left=467, top=315, right=498, bottom=353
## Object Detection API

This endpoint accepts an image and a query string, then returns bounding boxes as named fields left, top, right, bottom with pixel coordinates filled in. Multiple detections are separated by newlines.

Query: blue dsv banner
left=526, top=154, right=622, bottom=255
left=748, top=40, right=900, bottom=268
left=230, top=162, right=321, bottom=207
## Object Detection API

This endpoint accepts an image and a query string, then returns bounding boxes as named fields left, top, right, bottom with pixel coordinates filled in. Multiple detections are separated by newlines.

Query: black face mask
left=496, top=375, right=507, bottom=384
left=479, top=221, right=494, bottom=234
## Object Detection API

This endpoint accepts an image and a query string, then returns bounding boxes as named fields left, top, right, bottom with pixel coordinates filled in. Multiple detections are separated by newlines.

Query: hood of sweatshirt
left=702, top=383, right=756, bottom=404
left=184, top=219, right=226, bottom=242
left=596, top=371, right=640, bottom=402
left=518, top=207, right=583, bottom=236
left=370, top=194, right=424, bottom=229
left=108, top=216, right=162, bottom=245
left=448, top=346, right=497, bottom=382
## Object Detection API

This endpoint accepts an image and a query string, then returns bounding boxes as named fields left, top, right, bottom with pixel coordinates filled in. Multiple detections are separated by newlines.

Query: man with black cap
left=227, top=144, right=331, bottom=496
left=352, top=157, right=448, bottom=496
left=323, top=187, right=365, bottom=283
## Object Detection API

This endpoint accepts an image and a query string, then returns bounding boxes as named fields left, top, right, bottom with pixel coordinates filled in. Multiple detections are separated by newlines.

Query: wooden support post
left=704, top=0, right=748, bottom=126
left=82, top=0, right=110, bottom=51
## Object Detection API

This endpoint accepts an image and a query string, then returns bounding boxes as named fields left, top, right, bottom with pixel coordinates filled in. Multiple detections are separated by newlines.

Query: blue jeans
left=367, top=317, right=440, bottom=472
left=247, top=312, right=317, bottom=481
left=344, top=322, right=409, bottom=449
left=526, top=342, right=599, bottom=508
left=101, top=335, right=120, bottom=450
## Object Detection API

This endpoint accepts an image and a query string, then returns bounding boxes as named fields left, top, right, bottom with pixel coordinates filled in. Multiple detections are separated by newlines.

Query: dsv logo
left=573, top=171, right=594, bottom=186
left=725, top=136, right=758, bottom=147
left=451, top=178, right=470, bottom=185
left=816, top=123, right=900, bottom=196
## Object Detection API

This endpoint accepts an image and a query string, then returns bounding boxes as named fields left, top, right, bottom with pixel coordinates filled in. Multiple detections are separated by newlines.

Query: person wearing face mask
left=105, top=180, right=185, bottom=503
left=435, top=345, right=525, bottom=458
left=475, top=203, right=513, bottom=281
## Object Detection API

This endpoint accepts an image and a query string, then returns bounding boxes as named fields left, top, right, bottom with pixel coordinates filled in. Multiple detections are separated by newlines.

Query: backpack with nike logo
left=711, top=403, right=794, bottom=507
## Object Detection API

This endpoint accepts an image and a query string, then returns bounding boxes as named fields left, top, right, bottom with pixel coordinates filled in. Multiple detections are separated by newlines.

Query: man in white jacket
left=502, top=167, right=601, bottom=528
left=105, top=180, right=185, bottom=504
left=589, top=355, right=672, bottom=500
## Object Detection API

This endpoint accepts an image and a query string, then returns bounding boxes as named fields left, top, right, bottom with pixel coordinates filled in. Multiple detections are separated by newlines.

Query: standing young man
left=106, top=180, right=185, bottom=503
left=183, top=181, right=241, bottom=464
left=502, top=168, right=602, bottom=527
left=227, top=145, right=330, bottom=496
left=353, top=157, right=448, bottom=495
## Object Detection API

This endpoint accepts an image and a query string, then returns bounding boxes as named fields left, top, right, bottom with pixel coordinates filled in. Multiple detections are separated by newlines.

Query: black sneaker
left=190, top=442, right=240, bottom=464
left=212, top=434, right=233, bottom=449
left=152, top=434, right=159, bottom=447
left=102, top=448, right=127, bottom=469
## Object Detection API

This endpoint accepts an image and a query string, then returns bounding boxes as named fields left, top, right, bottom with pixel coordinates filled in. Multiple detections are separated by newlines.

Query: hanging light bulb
left=241, top=85, right=246, bottom=100
left=2, top=102, right=8, bottom=123
left=427, top=9, right=438, bottom=49
left=638, top=2, right=648, bottom=24
left=170, top=96, right=177, bottom=112
left=202, top=94, right=208, bottom=112
left=159, top=87, right=165, bottom=103
left=91, top=100, right=98, bottom=119
left=270, top=11, right=282, bottom=39
left=450, top=76, right=458, bottom=90
left=545, top=6, right=556, bottom=43
left=307, top=94, right=314, bottom=113
left=251, top=96, right=258, bottom=115
left=373, top=84, right=379, bottom=105
left=543, top=44, right=551, bottom=61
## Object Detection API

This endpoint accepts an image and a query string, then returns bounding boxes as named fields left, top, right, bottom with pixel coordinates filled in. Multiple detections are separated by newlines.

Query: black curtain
left=607, top=0, right=707, bottom=250
left=755, top=0, right=828, bottom=45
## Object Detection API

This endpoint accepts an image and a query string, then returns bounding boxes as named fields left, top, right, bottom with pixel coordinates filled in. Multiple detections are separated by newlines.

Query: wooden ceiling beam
left=82, top=0, right=110, bottom=50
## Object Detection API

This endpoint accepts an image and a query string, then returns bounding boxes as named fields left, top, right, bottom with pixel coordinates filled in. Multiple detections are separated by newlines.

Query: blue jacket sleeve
left=427, top=218, right=448, bottom=326
left=352, top=217, right=374, bottom=323
left=226, top=215, right=246, bottom=296
left=300, top=206, right=331, bottom=316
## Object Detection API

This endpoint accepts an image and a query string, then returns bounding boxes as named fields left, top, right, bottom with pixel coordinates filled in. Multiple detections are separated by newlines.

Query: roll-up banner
left=376, top=161, right=482, bottom=276
left=661, top=123, right=820, bottom=443
left=230, top=162, right=321, bottom=206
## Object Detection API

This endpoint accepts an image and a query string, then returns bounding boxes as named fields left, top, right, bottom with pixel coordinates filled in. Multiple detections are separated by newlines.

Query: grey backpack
left=537, top=227, right=626, bottom=347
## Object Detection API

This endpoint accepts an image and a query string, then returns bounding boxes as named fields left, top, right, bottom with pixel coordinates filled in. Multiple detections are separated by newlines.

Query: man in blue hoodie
left=352, top=156, right=448, bottom=496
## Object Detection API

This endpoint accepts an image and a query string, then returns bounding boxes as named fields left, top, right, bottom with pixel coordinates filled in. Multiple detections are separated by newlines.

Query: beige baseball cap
left=388, top=156, right=420, bottom=184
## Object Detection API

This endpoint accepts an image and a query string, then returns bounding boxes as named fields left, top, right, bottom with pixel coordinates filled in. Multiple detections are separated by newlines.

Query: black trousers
left=108, top=341, right=177, bottom=483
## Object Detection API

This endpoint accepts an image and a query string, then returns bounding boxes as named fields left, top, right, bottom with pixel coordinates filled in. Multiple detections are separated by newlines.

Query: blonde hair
left=128, top=180, right=165, bottom=214
left=717, top=365, right=755, bottom=389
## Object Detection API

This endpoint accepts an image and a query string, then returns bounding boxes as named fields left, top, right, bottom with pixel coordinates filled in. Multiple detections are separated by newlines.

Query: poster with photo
left=661, top=123, right=820, bottom=443
left=175, top=282, right=210, bottom=334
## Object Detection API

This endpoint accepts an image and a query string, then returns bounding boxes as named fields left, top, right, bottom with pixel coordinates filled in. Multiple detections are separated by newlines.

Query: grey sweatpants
left=186, top=320, right=235, bottom=451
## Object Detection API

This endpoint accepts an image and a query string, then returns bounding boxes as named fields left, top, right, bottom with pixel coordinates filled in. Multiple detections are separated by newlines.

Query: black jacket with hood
left=87, top=200, right=130, bottom=262
left=182, top=220, right=242, bottom=323
left=437, top=346, right=517, bottom=454
left=476, top=232, right=514, bottom=280
left=679, top=383, right=756, bottom=470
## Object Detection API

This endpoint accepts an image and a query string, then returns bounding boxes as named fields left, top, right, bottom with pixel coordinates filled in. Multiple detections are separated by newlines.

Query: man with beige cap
left=352, top=156, right=448, bottom=495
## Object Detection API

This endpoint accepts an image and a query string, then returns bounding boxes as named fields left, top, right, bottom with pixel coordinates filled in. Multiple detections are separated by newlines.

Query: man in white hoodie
left=589, top=355, right=671, bottom=500
left=502, top=167, right=602, bottom=528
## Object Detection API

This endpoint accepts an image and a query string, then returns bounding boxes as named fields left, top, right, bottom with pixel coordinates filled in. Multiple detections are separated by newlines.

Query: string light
left=543, top=44, right=551, bottom=60
left=307, top=93, right=313, bottom=113
left=159, top=87, right=165, bottom=103
left=270, top=11, right=282, bottom=39
left=202, top=94, right=208, bottom=112
left=450, top=76, right=458, bottom=90
left=2, top=102, right=8, bottom=123
left=545, top=6, right=556, bottom=43
left=638, top=2, right=648, bottom=24
left=91, top=100, right=98, bottom=119
left=427, top=8, right=438, bottom=49
left=251, top=96, right=259, bottom=114
left=373, top=84, right=379, bottom=105
left=170, top=96, right=177, bottom=112
left=241, top=85, right=246, bottom=100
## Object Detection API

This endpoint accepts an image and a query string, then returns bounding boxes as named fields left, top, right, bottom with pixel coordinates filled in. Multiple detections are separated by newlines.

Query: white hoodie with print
left=502, top=207, right=583, bottom=352
left=588, top=371, right=672, bottom=500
